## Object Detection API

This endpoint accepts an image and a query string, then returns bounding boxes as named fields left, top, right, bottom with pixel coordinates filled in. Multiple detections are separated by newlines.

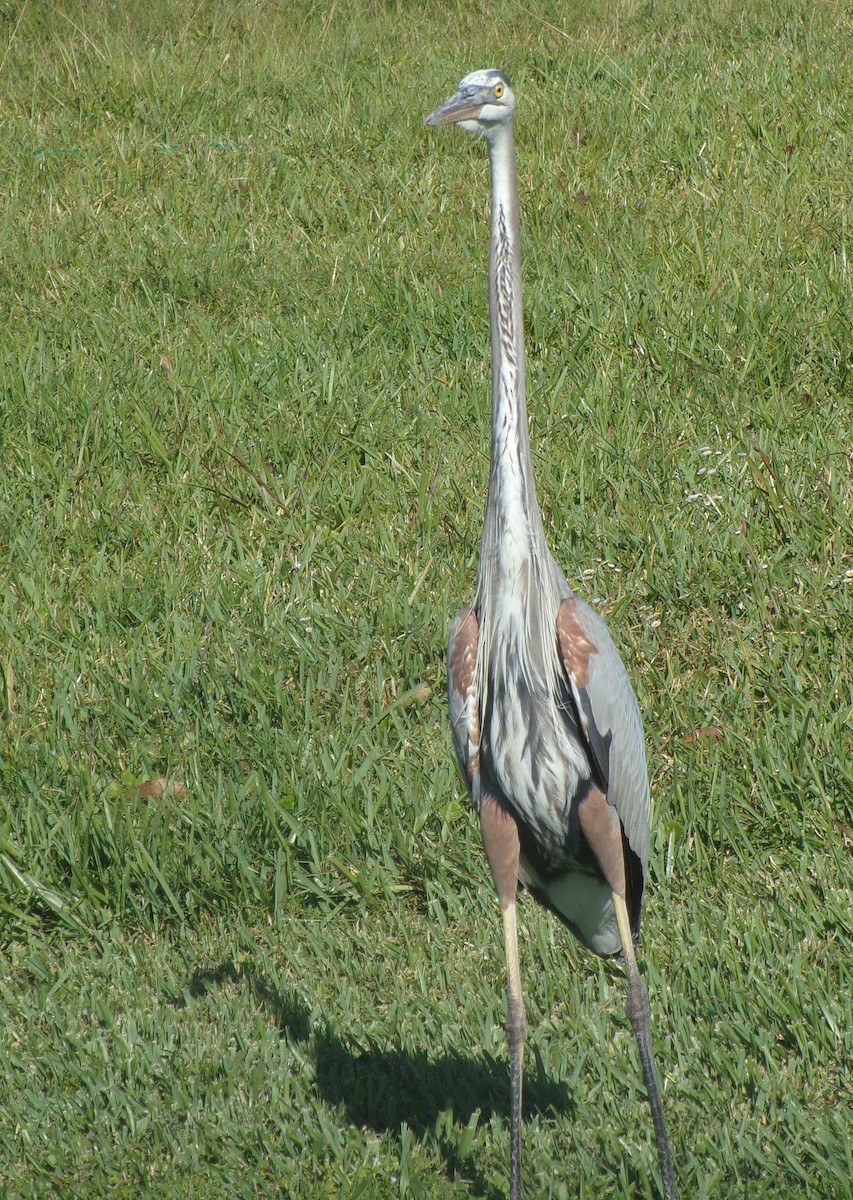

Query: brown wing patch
left=556, top=597, right=598, bottom=689
left=448, top=607, right=480, bottom=787
left=448, top=608, right=478, bottom=700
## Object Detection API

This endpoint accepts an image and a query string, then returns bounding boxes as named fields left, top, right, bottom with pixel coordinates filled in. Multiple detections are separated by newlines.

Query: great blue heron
left=425, top=70, right=679, bottom=1200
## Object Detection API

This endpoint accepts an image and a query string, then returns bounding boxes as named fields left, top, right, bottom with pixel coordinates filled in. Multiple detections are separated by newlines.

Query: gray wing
left=447, top=607, right=481, bottom=805
left=556, top=593, right=651, bottom=879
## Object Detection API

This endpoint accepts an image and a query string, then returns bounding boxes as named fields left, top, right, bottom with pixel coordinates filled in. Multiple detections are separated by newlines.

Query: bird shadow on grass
left=314, top=1024, right=575, bottom=1200
left=312, top=1022, right=571, bottom=1134
left=183, top=961, right=665, bottom=1198
left=185, top=959, right=575, bottom=1197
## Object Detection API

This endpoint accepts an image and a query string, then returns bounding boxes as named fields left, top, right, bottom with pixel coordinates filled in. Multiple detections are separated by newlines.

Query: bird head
left=424, top=70, right=515, bottom=137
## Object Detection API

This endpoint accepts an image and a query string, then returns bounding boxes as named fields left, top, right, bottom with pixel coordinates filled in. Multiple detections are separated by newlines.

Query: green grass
left=1, top=0, right=851, bottom=1195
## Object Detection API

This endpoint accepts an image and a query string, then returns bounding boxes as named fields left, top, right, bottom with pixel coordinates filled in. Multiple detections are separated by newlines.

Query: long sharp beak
left=424, top=91, right=484, bottom=127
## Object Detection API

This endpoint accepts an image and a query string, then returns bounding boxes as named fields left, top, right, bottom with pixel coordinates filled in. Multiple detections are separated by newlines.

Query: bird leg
left=578, top=792, right=678, bottom=1198
left=613, top=893, right=679, bottom=1200
left=502, top=900, right=526, bottom=1200
left=481, top=798, right=526, bottom=1200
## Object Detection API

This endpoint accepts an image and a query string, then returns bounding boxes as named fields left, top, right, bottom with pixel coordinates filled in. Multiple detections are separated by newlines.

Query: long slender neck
left=476, top=123, right=547, bottom=598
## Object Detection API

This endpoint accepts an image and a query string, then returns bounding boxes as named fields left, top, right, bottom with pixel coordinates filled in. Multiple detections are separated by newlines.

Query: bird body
left=427, top=69, right=678, bottom=1200
left=440, top=69, right=648, bottom=957
left=466, top=584, right=647, bottom=955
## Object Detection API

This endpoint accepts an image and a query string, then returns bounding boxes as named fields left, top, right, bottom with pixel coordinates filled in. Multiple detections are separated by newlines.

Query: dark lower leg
left=626, top=962, right=679, bottom=1199
left=613, top=893, right=679, bottom=1200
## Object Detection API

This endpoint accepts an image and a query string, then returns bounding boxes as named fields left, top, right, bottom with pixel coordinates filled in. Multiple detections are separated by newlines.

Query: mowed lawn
left=1, top=0, right=851, bottom=1196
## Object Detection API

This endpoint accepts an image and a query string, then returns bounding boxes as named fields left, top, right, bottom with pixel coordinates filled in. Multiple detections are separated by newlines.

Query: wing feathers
left=556, top=597, right=610, bottom=791
left=447, top=607, right=481, bottom=803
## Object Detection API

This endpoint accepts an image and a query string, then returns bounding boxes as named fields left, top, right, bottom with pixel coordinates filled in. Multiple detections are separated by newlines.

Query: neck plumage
left=476, top=122, right=548, bottom=604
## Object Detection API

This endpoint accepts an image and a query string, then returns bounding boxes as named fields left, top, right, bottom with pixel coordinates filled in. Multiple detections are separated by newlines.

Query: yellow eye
left=493, top=82, right=505, bottom=99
